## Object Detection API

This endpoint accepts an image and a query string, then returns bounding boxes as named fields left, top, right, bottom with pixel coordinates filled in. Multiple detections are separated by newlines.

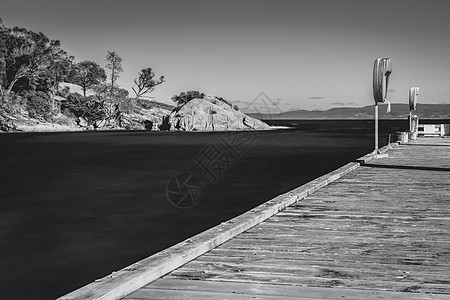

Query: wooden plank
left=125, top=278, right=449, bottom=300
left=201, top=248, right=450, bottom=266
left=172, top=261, right=450, bottom=286
left=172, top=259, right=448, bottom=286
left=214, top=244, right=450, bottom=262
left=164, top=269, right=450, bottom=294
left=212, top=244, right=450, bottom=263
left=126, top=288, right=302, bottom=300
left=126, top=288, right=301, bottom=300
left=170, top=254, right=450, bottom=280
left=203, top=249, right=450, bottom=268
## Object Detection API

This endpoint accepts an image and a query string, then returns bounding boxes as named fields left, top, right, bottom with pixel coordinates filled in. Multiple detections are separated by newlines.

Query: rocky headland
left=0, top=84, right=269, bottom=133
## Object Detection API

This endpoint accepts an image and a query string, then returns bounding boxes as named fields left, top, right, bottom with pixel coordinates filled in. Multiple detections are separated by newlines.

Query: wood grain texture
left=125, top=138, right=450, bottom=299
left=129, top=278, right=449, bottom=300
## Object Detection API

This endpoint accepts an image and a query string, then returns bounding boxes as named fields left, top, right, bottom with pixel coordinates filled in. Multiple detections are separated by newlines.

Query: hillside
left=247, top=103, right=450, bottom=120
left=0, top=82, right=175, bottom=132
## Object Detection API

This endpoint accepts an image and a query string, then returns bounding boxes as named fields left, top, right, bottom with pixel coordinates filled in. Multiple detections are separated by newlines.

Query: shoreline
left=2, top=124, right=291, bottom=133
left=3, top=118, right=449, bottom=134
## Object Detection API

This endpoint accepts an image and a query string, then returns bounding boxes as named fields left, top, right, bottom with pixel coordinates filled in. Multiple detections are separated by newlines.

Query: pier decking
left=60, top=138, right=450, bottom=300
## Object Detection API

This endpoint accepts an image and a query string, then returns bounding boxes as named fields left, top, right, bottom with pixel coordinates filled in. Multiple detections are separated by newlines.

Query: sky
left=2, top=0, right=450, bottom=112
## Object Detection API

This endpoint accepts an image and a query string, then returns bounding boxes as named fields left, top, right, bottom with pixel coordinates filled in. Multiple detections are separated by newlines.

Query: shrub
left=171, top=91, right=236, bottom=109
left=171, top=90, right=205, bottom=106
left=84, top=96, right=107, bottom=128
left=26, top=91, right=52, bottom=119
left=61, top=93, right=85, bottom=118
left=158, top=115, right=171, bottom=131
left=61, top=93, right=106, bottom=128
left=143, top=120, right=153, bottom=130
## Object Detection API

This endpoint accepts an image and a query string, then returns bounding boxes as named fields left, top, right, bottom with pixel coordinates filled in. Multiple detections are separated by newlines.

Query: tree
left=35, top=46, right=74, bottom=113
left=45, top=49, right=74, bottom=91
left=40, top=41, right=73, bottom=91
left=105, top=51, right=123, bottom=99
left=62, top=93, right=106, bottom=129
left=70, top=60, right=106, bottom=96
left=171, top=90, right=204, bottom=106
left=61, top=93, right=85, bottom=118
left=92, top=80, right=108, bottom=100
left=0, top=25, right=71, bottom=96
left=25, top=91, right=52, bottom=119
left=0, top=26, right=36, bottom=94
left=131, top=67, right=164, bottom=99
left=83, top=95, right=107, bottom=128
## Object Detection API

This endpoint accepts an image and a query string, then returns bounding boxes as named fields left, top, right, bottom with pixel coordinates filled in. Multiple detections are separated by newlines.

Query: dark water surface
left=0, top=119, right=415, bottom=299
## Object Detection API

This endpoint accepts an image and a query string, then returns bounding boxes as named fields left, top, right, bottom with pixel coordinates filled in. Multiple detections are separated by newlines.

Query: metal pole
left=375, top=103, right=379, bottom=153
left=409, top=111, right=412, bottom=132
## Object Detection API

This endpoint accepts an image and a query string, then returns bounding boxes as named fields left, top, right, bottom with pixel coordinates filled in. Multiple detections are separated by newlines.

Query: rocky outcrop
left=121, top=106, right=172, bottom=130
left=169, top=95, right=270, bottom=131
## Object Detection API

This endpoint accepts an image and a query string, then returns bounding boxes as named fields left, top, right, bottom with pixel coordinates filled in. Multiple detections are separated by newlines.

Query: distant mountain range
left=247, top=103, right=450, bottom=120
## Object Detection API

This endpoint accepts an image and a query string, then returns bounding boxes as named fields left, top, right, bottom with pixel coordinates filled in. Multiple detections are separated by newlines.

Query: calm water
left=0, top=119, right=419, bottom=299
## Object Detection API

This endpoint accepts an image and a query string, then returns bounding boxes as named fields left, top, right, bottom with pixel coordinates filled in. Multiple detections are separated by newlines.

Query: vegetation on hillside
left=0, top=18, right=166, bottom=131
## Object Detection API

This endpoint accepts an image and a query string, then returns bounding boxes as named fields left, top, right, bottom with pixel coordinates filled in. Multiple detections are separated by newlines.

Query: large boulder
left=57, top=82, right=96, bottom=97
left=170, top=95, right=270, bottom=131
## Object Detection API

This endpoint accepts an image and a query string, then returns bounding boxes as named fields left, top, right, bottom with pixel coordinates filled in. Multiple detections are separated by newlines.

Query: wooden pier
left=60, top=137, right=450, bottom=300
